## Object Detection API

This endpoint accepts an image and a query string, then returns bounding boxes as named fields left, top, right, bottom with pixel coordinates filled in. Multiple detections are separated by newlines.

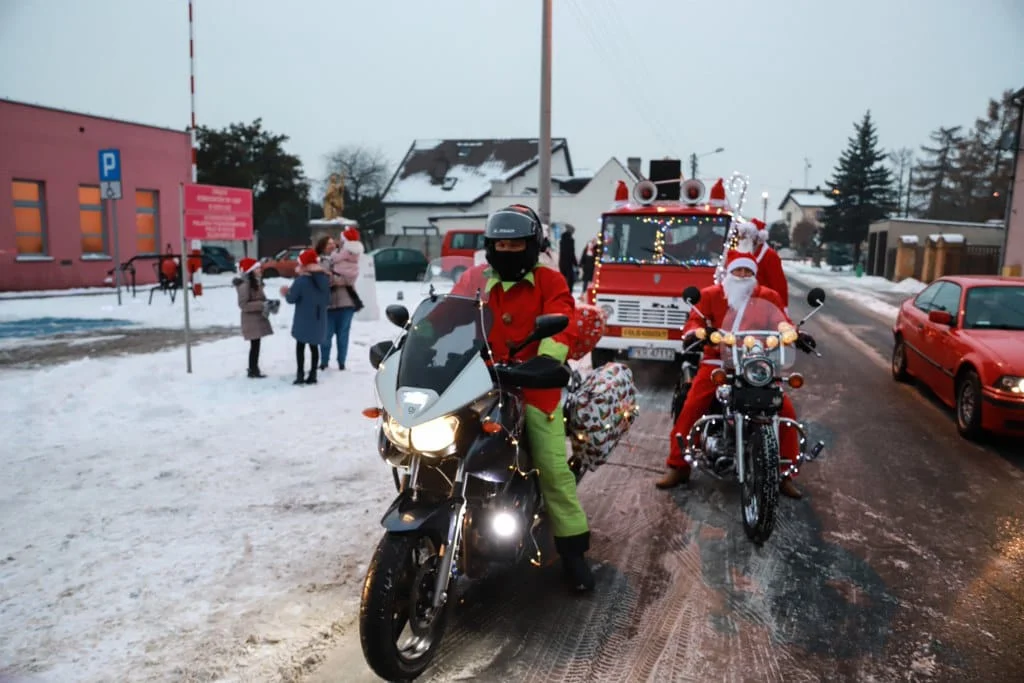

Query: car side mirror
left=928, top=310, right=953, bottom=326
left=807, top=287, right=826, bottom=307
left=683, top=286, right=701, bottom=305
left=385, top=304, right=410, bottom=329
left=532, top=313, right=570, bottom=341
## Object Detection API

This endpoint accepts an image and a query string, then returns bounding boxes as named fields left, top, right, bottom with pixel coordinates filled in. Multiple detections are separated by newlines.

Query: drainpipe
left=999, top=94, right=1023, bottom=273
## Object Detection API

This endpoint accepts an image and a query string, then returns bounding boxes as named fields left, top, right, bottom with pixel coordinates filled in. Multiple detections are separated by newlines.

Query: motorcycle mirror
left=532, top=313, right=570, bottom=341
left=369, top=340, right=394, bottom=369
left=806, top=287, right=826, bottom=307
left=683, top=286, right=701, bottom=304
left=385, top=304, right=410, bottom=328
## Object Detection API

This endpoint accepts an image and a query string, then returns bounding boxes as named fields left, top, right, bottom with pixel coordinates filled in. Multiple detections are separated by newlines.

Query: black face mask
left=486, top=242, right=539, bottom=282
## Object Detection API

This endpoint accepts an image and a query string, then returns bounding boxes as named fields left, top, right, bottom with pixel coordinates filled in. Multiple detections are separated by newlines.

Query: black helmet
left=484, top=204, right=543, bottom=243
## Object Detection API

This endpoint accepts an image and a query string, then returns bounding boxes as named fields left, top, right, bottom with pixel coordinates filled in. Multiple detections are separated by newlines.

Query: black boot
left=293, top=369, right=305, bottom=385
left=304, top=368, right=318, bottom=384
left=247, top=367, right=266, bottom=378
left=555, top=532, right=595, bottom=593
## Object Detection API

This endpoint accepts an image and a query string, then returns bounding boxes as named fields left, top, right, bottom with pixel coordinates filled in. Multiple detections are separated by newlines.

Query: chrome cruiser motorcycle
left=357, top=281, right=585, bottom=681
left=674, top=285, right=828, bottom=545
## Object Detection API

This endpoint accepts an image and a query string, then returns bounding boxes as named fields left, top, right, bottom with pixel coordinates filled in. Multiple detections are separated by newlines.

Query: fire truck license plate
left=621, top=327, right=668, bottom=340
left=628, top=347, right=676, bottom=361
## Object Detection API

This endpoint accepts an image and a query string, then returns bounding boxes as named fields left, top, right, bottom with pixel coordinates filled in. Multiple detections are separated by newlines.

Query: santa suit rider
left=437, top=204, right=595, bottom=592
left=657, top=250, right=814, bottom=499
left=732, top=218, right=789, bottom=312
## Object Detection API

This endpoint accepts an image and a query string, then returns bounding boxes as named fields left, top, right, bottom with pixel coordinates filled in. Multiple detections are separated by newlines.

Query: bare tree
left=323, top=145, right=392, bottom=203
left=889, top=147, right=914, bottom=217
left=791, top=219, right=818, bottom=256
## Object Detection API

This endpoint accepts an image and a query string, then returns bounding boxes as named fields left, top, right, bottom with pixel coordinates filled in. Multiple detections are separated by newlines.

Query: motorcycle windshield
left=422, top=256, right=490, bottom=302
left=716, top=296, right=797, bottom=372
left=388, top=294, right=495, bottom=426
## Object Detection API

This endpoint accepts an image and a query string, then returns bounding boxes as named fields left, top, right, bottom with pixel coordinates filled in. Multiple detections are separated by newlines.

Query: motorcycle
left=671, top=285, right=828, bottom=545
left=356, top=262, right=635, bottom=681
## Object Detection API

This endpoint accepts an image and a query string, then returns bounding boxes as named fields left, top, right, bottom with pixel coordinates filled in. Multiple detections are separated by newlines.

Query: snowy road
left=310, top=282, right=1024, bottom=682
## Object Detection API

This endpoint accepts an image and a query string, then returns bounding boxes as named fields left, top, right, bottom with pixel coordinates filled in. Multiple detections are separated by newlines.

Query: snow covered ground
left=0, top=277, right=440, bottom=682
left=783, top=261, right=926, bottom=320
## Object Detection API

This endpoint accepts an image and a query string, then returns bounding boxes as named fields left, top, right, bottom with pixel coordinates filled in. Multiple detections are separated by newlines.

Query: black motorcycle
left=358, top=290, right=599, bottom=681
left=670, top=285, right=828, bottom=544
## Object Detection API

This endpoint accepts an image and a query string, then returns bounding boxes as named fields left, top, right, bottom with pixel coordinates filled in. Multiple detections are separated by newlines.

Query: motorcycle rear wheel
left=359, top=532, right=449, bottom=681
left=740, top=424, right=780, bottom=545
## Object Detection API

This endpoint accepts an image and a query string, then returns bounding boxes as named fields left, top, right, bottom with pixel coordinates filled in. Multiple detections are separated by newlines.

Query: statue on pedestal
left=323, top=173, right=345, bottom=220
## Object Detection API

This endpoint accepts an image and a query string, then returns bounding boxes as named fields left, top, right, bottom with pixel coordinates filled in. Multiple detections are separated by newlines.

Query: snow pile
left=893, top=277, right=927, bottom=294
left=783, top=262, right=925, bottom=321
left=0, top=283, right=429, bottom=682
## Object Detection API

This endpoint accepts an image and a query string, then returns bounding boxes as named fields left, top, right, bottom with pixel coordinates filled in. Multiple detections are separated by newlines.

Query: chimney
left=627, top=157, right=643, bottom=179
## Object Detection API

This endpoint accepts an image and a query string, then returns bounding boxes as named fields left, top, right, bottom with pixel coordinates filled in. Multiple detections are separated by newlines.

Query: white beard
left=736, top=237, right=754, bottom=253
left=723, top=274, right=756, bottom=311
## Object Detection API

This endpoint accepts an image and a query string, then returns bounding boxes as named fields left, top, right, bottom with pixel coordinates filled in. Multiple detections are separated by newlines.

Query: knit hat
left=341, top=226, right=364, bottom=255
left=239, top=257, right=260, bottom=274
left=724, top=249, right=758, bottom=275
left=298, top=248, right=319, bottom=266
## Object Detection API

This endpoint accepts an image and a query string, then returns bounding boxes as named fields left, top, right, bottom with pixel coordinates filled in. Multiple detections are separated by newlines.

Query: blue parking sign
left=98, top=149, right=121, bottom=182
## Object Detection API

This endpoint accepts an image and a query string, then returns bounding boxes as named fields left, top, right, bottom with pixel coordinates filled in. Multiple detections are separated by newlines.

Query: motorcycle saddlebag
left=564, top=362, right=638, bottom=472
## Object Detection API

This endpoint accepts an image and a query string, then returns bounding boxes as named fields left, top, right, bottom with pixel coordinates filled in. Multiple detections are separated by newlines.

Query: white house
left=381, top=138, right=573, bottom=236
left=777, top=188, right=836, bottom=237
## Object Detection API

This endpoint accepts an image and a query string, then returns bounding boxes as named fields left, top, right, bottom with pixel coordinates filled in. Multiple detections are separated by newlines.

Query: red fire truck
left=586, top=158, right=734, bottom=367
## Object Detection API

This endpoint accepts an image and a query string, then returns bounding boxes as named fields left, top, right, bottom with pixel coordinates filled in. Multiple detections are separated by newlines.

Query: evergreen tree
left=821, top=111, right=896, bottom=262
left=911, top=126, right=962, bottom=218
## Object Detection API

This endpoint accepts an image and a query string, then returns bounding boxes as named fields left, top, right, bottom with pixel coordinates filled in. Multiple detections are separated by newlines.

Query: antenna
left=803, top=158, right=811, bottom=187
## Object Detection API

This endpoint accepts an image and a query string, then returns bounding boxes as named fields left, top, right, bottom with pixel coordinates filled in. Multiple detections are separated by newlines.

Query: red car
left=891, top=275, right=1024, bottom=438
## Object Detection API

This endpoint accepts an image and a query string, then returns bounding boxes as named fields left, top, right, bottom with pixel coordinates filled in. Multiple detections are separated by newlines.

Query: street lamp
left=689, top=147, right=725, bottom=178
left=761, top=191, right=769, bottom=222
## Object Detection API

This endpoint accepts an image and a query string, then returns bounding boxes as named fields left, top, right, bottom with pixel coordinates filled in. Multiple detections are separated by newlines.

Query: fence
left=958, top=245, right=1001, bottom=275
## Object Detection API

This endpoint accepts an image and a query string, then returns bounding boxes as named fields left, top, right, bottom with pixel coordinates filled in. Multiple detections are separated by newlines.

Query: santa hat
left=724, top=249, right=758, bottom=275
left=708, top=179, right=728, bottom=208
left=298, top=248, right=319, bottom=266
left=341, top=226, right=364, bottom=255
left=733, top=218, right=768, bottom=243
left=238, top=257, right=260, bottom=274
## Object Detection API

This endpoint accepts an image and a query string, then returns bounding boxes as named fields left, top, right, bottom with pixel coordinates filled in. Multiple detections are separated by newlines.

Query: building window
left=135, top=190, right=159, bottom=254
left=815, top=209, right=825, bottom=222
left=11, top=180, right=48, bottom=256
left=79, top=185, right=108, bottom=256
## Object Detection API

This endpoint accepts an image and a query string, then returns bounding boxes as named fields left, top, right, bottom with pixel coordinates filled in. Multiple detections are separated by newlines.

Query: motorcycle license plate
left=628, top=346, right=675, bottom=361
left=621, top=327, right=668, bottom=340
left=732, top=385, right=782, bottom=412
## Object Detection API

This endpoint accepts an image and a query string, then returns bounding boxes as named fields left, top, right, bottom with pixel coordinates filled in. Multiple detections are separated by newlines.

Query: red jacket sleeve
left=758, top=288, right=793, bottom=327
left=757, top=248, right=789, bottom=308
left=682, top=284, right=719, bottom=335
left=451, top=263, right=489, bottom=297
left=535, top=267, right=577, bottom=362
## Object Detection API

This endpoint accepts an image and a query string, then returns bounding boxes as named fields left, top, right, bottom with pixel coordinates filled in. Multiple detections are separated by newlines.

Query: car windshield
left=600, top=213, right=731, bottom=266
left=963, top=285, right=1024, bottom=330
left=397, top=295, right=494, bottom=393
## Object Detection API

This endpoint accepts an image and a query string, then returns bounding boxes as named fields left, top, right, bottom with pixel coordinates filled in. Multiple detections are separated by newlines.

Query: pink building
left=1, top=99, right=191, bottom=291
left=1002, top=86, right=1024, bottom=277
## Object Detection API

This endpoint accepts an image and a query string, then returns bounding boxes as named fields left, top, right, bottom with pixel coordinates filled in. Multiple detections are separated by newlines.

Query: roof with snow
left=777, top=188, right=836, bottom=210
left=382, top=138, right=572, bottom=207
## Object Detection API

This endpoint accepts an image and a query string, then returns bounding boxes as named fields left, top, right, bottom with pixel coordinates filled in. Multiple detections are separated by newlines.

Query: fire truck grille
left=611, top=300, right=688, bottom=327
left=616, top=300, right=641, bottom=324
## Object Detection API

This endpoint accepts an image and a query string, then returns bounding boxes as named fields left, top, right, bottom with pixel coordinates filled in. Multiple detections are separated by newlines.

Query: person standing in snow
left=320, top=227, right=362, bottom=371
left=235, top=257, right=275, bottom=378
left=579, top=238, right=597, bottom=299
left=559, top=224, right=578, bottom=293
left=280, top=249, right=330, bottom=385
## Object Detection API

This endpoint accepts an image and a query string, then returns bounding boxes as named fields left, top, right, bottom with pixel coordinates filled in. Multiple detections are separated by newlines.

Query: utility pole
left=689, top=153, right=698, bottom=179
left=803, top=158, right=811, bottom=187
left=537, top=0, right=553, bottom=225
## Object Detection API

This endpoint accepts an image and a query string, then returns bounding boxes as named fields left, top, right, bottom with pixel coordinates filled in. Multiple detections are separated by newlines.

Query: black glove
left=796, top=331, right=817, bottom=354
left=683, top=327, right=714, bottom=349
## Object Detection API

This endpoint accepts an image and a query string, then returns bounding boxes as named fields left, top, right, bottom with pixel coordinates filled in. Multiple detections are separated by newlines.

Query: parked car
left=259, top=245, right=307, bottom=278
left=201, top=245, right=237, bottom=274
left=891, top=275, right=1024, bottom=438
left=369, top=247, right=429, bottom=281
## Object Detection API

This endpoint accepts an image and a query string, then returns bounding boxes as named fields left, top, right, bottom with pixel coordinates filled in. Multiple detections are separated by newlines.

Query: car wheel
left=205, top=264, right=221, bottom=275
left=955, top=369, right=983, bottom=440
left=891, top=337, right=910, bottom=382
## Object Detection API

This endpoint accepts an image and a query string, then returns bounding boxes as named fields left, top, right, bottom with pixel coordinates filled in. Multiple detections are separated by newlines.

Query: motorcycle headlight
left=995, top=376, right=1024, bottom=394
left=410, top=415, right=460, bottom=452
left=382, top=414, right=411, bottom=448
left=741, top=357, right=775, bottom=387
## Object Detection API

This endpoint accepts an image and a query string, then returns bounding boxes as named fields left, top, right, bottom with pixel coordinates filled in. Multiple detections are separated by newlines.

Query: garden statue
left=323, top=173, right=345, bottom=220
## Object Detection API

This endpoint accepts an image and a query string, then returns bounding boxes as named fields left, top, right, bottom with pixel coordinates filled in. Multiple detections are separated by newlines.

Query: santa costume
left=658, top=249, right=803, bottom=498
left=732, top=218, right=789, bottom=312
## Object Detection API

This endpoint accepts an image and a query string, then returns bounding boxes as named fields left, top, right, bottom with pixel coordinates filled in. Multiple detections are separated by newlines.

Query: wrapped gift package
left=567, top=303, right=607, bottom=361
left=564, top=362, right=638, bottom=472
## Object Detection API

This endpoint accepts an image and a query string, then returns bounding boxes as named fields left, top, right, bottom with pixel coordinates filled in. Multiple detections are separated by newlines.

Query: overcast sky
left=1, top=0, right=1021, bottom=221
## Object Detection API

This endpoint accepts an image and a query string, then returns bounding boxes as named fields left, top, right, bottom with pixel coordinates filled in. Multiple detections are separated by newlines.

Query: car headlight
left=741, top=357, right=775, bottom=387
left=995, top=376, right=1024, bottom=394
left=383, top=414, right=460, bottom=453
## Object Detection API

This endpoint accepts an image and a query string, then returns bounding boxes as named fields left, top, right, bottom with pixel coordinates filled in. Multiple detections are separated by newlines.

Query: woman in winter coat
left=234, top=257, right=274, bottom=378
left=280, top=248, right=330, bottom=385
left=320, top=226, right=362, bottom=370
left=579, top=238, right=597, bottom=298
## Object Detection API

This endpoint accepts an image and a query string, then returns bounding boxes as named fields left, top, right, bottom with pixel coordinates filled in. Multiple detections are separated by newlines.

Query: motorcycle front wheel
left=359, top=532, right=449, bottom=681
left=740, top=423, right=780, bottom=545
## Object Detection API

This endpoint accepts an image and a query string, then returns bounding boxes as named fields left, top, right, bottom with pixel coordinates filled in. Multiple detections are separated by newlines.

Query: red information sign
left=183, top=184, right=254, bottom=240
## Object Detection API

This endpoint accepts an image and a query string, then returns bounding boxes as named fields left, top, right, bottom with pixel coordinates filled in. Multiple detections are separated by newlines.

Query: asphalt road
left=311, top=279, right=1024, bottom=682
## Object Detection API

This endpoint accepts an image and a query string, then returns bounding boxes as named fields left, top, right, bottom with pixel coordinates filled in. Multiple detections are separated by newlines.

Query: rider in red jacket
left=734, top=218, right=789, bottom=313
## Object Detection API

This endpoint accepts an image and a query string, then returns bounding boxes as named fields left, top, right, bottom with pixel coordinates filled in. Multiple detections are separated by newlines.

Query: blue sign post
left=98, top=149, right=124, bottom=304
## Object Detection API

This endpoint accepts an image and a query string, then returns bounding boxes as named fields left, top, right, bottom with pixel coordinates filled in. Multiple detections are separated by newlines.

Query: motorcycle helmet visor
left=484, top=209, right=539, bottom=241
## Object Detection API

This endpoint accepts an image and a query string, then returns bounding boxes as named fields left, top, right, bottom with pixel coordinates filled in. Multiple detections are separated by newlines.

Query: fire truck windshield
left=600, top=214, right=730, bottom=267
